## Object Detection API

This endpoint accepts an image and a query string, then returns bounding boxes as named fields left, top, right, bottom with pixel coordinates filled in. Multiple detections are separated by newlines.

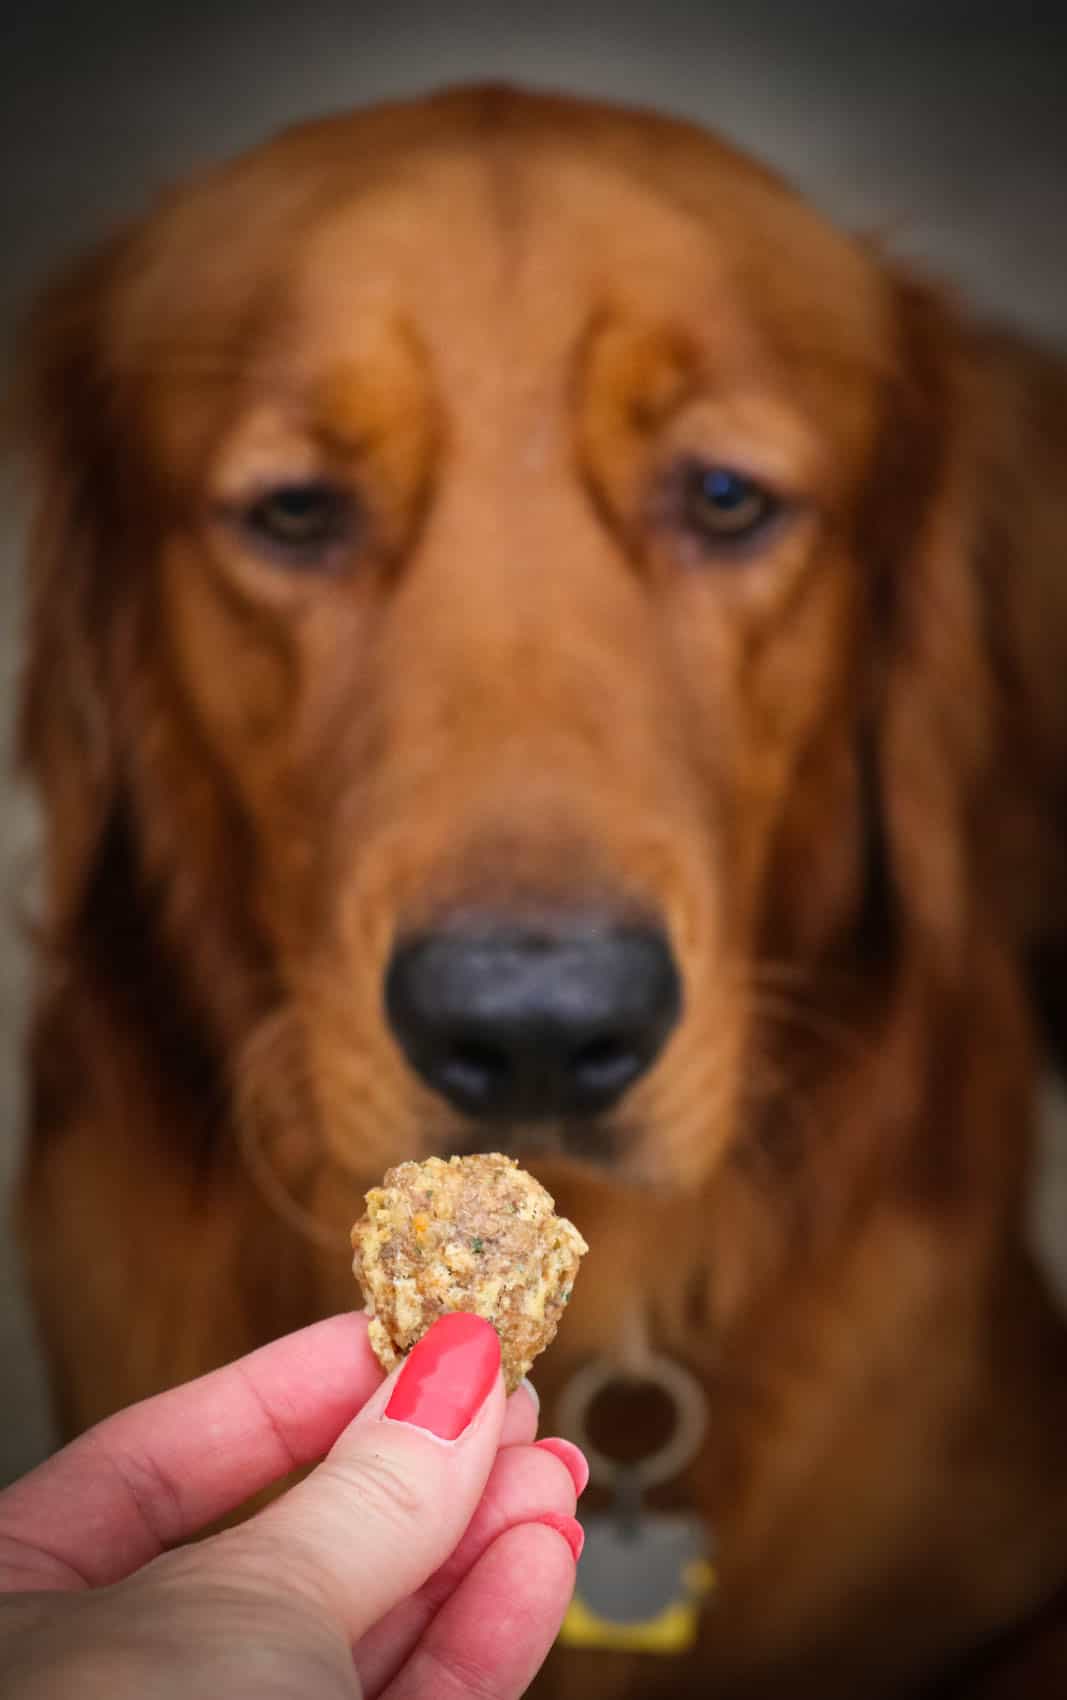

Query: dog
left=13, top=84, right=1067, bottom=1696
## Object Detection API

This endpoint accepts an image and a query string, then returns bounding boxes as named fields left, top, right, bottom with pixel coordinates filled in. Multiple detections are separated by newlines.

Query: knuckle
left=107, top=1442, right=185, bottom=1548
left=417, top=1642, right=506, bottom=1700
left=324, top=1448, right=427, bottom=1532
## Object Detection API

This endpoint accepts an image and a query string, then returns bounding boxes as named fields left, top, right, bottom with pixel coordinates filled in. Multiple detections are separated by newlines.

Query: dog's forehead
left=114, top=93, right=890, bottom=473
left=280, top=139, right=884, bottom=396
left=296, top=151, right=731, bottom=317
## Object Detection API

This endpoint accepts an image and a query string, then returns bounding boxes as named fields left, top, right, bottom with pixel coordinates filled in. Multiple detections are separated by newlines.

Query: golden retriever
left=14, top=85, right=1067, bottom=1696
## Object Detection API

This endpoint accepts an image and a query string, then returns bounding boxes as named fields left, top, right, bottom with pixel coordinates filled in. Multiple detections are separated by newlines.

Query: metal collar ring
left=556, top=1353, right=708, bottom=1491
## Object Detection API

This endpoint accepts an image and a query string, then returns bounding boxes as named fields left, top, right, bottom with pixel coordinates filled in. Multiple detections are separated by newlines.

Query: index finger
left=0, top=1312, right=383, bottom=1591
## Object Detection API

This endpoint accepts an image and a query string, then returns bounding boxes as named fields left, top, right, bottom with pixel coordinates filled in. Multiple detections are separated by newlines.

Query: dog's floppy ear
left=965, top=322, right=1067, bottom=905
left=865, top=270, right=1067, bottom=974
left=964, top=319, right=1067, bottom=1034
left=15, top=235, right=135, bottom=930
left=861, top=272, right=990, bottom=963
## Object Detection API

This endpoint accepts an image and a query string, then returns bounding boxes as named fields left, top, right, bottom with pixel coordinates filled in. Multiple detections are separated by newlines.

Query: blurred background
left=2, top=0, right=1066, bottom=1488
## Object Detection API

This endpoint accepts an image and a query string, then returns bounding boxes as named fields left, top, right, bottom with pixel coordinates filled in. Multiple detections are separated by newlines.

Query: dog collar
left=556, top=1353, right=717, bottom=1655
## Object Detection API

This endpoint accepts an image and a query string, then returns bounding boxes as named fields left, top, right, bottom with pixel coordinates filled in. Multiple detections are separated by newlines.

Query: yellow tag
left=560, top=1563, right=716, bottom=1653
left=557, top=1510, right=716, bottom=1657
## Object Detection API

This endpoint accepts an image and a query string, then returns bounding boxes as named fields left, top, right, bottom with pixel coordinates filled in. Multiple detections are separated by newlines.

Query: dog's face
left=21, top=88, right=971, bottom=1204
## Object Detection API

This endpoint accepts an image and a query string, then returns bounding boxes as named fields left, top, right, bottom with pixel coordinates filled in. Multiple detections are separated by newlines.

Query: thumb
left=218, top=1313, right=508, bottom=1642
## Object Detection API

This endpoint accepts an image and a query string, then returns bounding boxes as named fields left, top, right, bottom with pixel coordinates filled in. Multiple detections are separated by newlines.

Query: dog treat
left=351, top=1152, right=588, bottom=1393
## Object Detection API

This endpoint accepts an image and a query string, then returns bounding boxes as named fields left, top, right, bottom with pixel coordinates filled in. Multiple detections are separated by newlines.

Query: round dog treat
left=351, top=1153, right=588, bottom=1393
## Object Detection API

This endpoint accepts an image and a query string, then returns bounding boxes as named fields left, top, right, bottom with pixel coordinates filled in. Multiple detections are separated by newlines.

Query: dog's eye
left=242, top=481, right=357, bottom=565
left=680, top=463, right=780, bottom=548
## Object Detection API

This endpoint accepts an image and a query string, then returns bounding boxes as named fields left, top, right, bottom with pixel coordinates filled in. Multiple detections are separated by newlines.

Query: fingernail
left=536, top=1512, right=585, bottom=1564
left=519, top=1377, right=540, bottom=1417
left=534, top=1437, right=590, bottom=1497
left=385, top=1313, right=500, bottom=1441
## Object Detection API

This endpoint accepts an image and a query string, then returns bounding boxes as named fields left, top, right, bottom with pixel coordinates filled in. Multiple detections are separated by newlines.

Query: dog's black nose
left=384, top=920, right=681, bottom=1120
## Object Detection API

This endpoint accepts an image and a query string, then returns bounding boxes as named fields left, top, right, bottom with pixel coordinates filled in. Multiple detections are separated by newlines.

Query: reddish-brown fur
left=13, top=86, right=1067, bottom=1695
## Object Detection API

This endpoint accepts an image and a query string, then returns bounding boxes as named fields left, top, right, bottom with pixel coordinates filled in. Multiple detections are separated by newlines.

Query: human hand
left=0, top=1311, right=587, bottom=1698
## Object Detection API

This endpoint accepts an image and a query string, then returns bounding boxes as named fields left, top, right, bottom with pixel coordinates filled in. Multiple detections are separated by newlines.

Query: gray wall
left=2, top=1, right=1065, bottom=1486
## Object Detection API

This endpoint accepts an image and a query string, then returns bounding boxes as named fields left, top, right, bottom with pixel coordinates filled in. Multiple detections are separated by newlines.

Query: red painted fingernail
left=385, top=1313, right=500, bottom=1440
left=536, top=1512, right=585, bottom=1564
left=535, top=1437, right=590, bottom=1497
